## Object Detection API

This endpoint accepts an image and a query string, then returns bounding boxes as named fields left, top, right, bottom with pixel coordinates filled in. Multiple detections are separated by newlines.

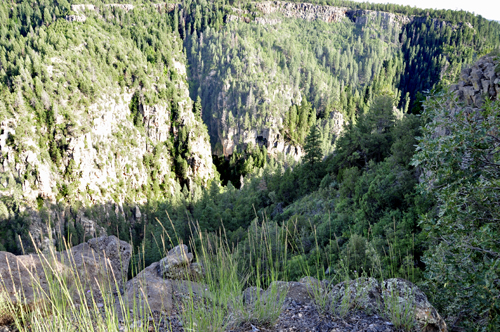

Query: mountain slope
left=0, top=2, right=215, bottom=252
left=185, top=1, right=500, bottom=171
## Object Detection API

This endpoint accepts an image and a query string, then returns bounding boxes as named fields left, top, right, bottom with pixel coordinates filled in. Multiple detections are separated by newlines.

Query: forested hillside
left=0, top=0, right=215, bottom=252
left=180, top=0, right=500, bottom=185
left=0, top=0, right=499, bottom=330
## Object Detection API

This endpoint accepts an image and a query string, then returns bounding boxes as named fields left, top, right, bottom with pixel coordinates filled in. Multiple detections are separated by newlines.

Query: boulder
left=159, top=244, right=195, bottom=280
left=242, top=286, right=264, bottom=305
left=263, top=280, right=315, bottom=305
left=0, top=251, right=68, bottom=306
left=329, top=277, right=383, bottom=315
left=120, top=262, right=173, bottom=317
left=0, top=236, right=131, bottom=307
left=382, top=278, right=447, bottom=332
left=62, top=235, right=132, bottom=293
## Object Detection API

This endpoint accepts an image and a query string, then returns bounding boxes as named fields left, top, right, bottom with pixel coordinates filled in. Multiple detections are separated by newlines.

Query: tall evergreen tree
left=304, top=125, right=323, bottom=166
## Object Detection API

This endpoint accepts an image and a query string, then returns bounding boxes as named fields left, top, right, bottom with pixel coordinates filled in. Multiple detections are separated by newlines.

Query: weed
left=383, top=282, right=417, bottom=332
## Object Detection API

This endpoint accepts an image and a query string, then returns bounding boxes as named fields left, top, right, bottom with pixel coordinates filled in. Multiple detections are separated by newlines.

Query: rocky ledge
left=255, top=1, right=348, bottom=23
left=0, top=237, right=447, bottom=332
left=450, top=55, right=499, bottom=107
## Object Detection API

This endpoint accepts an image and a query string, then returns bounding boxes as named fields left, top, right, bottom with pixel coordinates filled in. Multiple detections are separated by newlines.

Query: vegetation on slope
left=0, top=0, right=499, bottom=330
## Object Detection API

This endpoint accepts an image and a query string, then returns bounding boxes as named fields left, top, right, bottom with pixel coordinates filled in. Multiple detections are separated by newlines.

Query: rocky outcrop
left=0, top=239, right=446, bottom=332
left=71, top=4, right=96, bottom=12
left=382, top=278, right=447, bottom=332
left=65, top=15, right=87, bottom=22
left=71, top=4, right=135, bottom=12
left=0, top=236, right=131, bottom=308
left=0, top=53, right=214, bottom=252
left=122, top=244, right=203, bottom=316
left=347, top=9, right=411, bottom=29
left=242, top=276, right=447, bottom=332
left=450, top=55, right=499, bottom=107
left=255, top=1, right=348, bottom=23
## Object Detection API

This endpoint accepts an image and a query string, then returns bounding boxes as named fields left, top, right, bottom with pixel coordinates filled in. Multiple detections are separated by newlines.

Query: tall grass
left=0, top=233, right=160, bottom=332
left=177, top=216, right=288, bottom=331
left=0, top=211, right=421, bottom=332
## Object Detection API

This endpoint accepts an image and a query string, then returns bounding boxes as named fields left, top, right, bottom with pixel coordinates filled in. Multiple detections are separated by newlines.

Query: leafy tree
left=412, top=93, right=500, bottom=330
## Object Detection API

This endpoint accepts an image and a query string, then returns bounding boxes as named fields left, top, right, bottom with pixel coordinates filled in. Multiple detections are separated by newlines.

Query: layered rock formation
left=254, top=1, right=348, bottom=23
left=450, top=55, right=499, bottom=107
left=347, top=9, right=412, bottom=29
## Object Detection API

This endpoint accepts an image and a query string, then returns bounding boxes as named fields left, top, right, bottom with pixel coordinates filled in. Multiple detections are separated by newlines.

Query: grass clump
left=383, top=283, right=417, bottom=332
left=177, top=217, right=288, bottom=331
left=0, top=236, right=159, bottom=332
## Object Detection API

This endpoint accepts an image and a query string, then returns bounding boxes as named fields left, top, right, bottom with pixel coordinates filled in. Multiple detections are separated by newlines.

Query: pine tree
left=304, top=125, right=323, bottom=166
left=194, top=95, right=202, bottom=117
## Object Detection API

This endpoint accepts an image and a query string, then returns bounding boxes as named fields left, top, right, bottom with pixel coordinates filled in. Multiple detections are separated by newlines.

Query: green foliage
left=304, top=125, right=323, bottom=166
left=412, top=94, right=500, bottom=330
left=129, top=93, right=143, bottom=128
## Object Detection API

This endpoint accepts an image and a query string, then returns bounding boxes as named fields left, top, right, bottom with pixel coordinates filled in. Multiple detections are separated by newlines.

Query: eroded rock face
left=65, top=15, right=86, bottom=22
left=0, top=59, right=214, bottom=252
left=450, top=55, right=499, bottom=107
left=347, top=9, right=411, bottom=29
left=255, top=1, right=348, bottom=23
left=0, top=236, right=131, bottom=307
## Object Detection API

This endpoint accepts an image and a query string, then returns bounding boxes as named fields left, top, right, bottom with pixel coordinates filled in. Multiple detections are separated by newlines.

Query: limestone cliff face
left=0, top=57, right=214, bottom=251
left=245, top=1, right=474, bottom=32
left=346, top=9, right=412, bottom=29
left=254, top=1, right=348, bottom=23
left=207, top=79, right=313, bottom=160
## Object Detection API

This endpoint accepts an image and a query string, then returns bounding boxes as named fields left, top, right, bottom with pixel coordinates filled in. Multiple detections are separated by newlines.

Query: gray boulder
left=159, top=244, right=196, bottom=280
left=120, top=262, right=173, bottom=317
left=0, top=236, right=131, bottom=309
left=382, top=278, right=447, bottom=332
left=329, top=277, right=383, bottom=315
left=242, top=286, right=264, bottom=305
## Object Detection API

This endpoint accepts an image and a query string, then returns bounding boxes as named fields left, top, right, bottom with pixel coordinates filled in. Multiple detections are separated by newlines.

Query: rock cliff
left=0, top=9, right=215, bottom=252
left=450, top=54, right=499, bottom=107
left=254, top=1, right=348, bottom=23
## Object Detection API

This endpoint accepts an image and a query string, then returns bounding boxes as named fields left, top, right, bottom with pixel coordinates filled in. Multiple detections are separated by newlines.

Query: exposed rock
left=106, top=4, right=135, bottom=11
left=242, top=286, right=264, bottom=305
left=76, top=214, right=106, bottom=238
left=159, top=244, right=204, bottom=280
left=263, top=280, right=316, bottom=305
left=329, top=277, right=383, bottom=315
left=133, top=205, right=141, bottom=221
left=453, top=55, right=498, bottom=107
left=245, top=276, right=447, bottom=332
left=121, top=261, right=173, bottom=317
left=255, top=1, right=348, bottom=23
left=61, top=235, right=132, bottom=293
left=71, top=4, right=95, bottom=12
left=0, top=236, right=131, bottom=308
left=65, top=15, right=87, bottom=22
left=382, top=278, right=447, bottom=332
left=254, top=17, right=282, bottom=25
left=0, top=57, right=215, bottom=252
left=347, top=9, right=411, bottom=29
